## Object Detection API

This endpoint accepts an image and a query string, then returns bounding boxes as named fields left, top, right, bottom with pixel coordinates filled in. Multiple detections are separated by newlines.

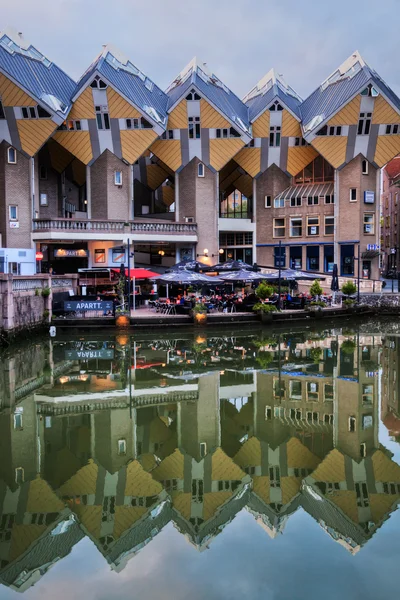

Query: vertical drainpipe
left=30, top=157, right=35, bottom=219
left=130, top=164, right=134, bottom=220
left=334, top=168, right=340, bottom=267
left=252, top=176, right=257, bottom=262
left=376, top=166, right=381, bottom=277
left=216, top=170, right=220, bottom=256
left=86, top=165, right=91, bottom=219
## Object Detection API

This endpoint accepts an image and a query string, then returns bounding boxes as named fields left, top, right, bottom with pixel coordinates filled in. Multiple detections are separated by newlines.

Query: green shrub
left=341, top=339, right=356, bottom=354
left=193, top=303, right=207, bottom=313
left=255, top=281, right=274, bottom=301
left=35, top=288, right=40, bottom=296
left=310, top=300, right=326, bottom=307
left=256, top=351, right=273, bottom=369
left=43, top=310, right=50, bottom=320
left=41, top=287, right=51, bottom=297
left=310, top=347, right=323, bottom=363
left=253, top=302, right=277, bottom=313
left=341, top=281, right=357, bottom=296
left=343, top=298, right=355, bottom=307
left=309, top=279, right=323, bottom=297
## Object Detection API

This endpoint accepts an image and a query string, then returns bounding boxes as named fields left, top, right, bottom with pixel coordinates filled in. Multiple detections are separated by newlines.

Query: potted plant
left=255, top=281, right=274, bottom=302
left=308, top=300, right=325, bottom=317
left=341, top=281, right=357, bottom=311
left=341, top=338, right=356, bottom=355
left=253, top=302, right=277, bottom=323
left=192, top=303, right=208, bottom=326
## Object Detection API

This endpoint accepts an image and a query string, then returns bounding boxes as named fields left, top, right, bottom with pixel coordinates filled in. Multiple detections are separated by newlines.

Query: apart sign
left=55, top=249, right=88, bottom=258
left=64, top=300, right=114, bottom=312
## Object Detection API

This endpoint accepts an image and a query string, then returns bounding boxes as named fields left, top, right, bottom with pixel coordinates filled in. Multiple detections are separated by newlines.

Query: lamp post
left=278, top=240, right=282, bottom=310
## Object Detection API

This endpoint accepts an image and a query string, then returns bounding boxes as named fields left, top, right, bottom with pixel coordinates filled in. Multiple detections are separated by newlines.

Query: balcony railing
left=33, top=219, right=197, bottom=235
left=130, top=222, right=197, bottom=234
left=33, top=219, right=125, bottom=232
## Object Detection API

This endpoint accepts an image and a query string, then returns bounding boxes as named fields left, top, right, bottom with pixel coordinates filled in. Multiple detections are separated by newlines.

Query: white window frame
left=385, top=124, right=399, bottom=135
left=40, top=193, right=48, bottom=206
left=324, top=215, right=334, bottom=235
left=350, top=188, right=357, bottom=202
left=289, top=217, right=302, bottom=238
left=7, top=147, right=16, bottom=164
left=95, top=105, right=110, bottom=130
left=265, top=195, right=272, bottom=208
left=15, top=467, right=24, bottom=484
left=273, top=217, right=286, bottom=238
left=325, top=194, right=334, bottom=204
left=362, top=159, right=369, bottom=175
left=114, top=171, right=123, bottom=186
left=269, top=126, right=281, bottom=147
left=363, top=212, right=375, bottom=235
left=307, top=216, right=320, bottom=236
left=200, top=442, right=207, bottom=458
left=349, top=416, right=356, bottom=432
left=274, top=198, right=285, bottom=208
left=14, top=413, right=23, bottom=429
left=9, top=205, right=18, bottom=221
left=290, top=197, right=302, bottom=207
left=117, top=439, right=127, bottom=455
left=198, top=162, right=205, bottom=177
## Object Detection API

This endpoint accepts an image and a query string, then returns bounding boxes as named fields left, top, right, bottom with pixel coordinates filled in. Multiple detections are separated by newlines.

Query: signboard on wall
left=9, top=222, right=19, bottom=228
left=55, top=249, right=88, bottom=258
left=112, top=250, right=126, bottom=263
left=64, top=300, right=113, bottom=312
left=364, top=190, right=375, bottom=204
left=65, top=348, right=114, bottom=360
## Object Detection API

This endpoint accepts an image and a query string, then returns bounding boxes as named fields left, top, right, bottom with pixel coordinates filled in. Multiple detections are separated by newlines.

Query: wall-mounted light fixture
left=158, top=250, right=165, bottom=256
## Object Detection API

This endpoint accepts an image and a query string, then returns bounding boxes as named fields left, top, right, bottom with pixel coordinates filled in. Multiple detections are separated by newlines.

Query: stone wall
left=359, top=294, right=400, bottom=312
left=0, top=274, right=78, bottom=337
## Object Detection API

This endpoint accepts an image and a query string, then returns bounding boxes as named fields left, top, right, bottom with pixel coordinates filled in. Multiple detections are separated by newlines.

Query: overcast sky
left=1, top=0, right=399, bottom=100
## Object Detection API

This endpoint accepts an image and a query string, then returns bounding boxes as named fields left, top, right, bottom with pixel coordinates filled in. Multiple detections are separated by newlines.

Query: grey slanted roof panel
left=166, top=63, right=250, bottom=133
left=246, top=83, right=302, bottom=122
left=99, top=59, right=168, bottom=122
left=193, top=72, right=250, bottom=131
left=0, top=43, right=76, bottom=115
left=246, top=86, right=276, bottom=122
left=74, top=50, right=169, bottom=125
left=300, top=68, right=370, bottom=128
left=369, top=69, right=400, bottom=113
left=166, top=76, right=193, bottom=111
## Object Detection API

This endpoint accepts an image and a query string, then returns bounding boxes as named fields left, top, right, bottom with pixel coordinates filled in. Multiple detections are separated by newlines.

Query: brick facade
left=91, top=150, right=130, bottom=221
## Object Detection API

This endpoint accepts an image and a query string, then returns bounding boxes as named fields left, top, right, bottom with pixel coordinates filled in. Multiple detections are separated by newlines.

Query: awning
left=274, top=182, right=334, bottom=201
left=361, top=251, right=380, bottom=259
left=111, top=268, right=160, bottom=279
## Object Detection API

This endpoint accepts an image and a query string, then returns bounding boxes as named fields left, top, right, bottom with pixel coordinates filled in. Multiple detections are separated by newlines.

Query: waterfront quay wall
left=0, top=274, right=78, bottom=338
left=359, top=294, right=400, bottom=313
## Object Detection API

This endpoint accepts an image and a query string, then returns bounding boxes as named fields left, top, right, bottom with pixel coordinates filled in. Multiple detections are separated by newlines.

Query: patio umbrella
left=220, top=269, right=268, bottom=282
left=153, top=271, right=223, bottom=297
left=264, top=269, right=325, bottom=281
left=170, top=260, right=210, bottom=272
left=211, top=260, right=253, bottom=272
left=330, top=264, right=340, bottom=304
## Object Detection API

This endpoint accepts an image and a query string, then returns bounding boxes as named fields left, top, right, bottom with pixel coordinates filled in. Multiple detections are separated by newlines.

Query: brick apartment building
left=381, top=155, right=400, bottom=274
left=0, top=29, right=400, bottom=279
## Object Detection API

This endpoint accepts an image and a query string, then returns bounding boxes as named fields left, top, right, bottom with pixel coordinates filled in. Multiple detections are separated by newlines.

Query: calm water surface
left=0, top=321, right=399, bottom=599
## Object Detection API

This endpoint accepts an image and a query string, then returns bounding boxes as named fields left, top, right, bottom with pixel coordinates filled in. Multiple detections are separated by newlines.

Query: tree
left=341, top=281, right=357, bottom=297
left=309, top=279, right=323, bottom=297
left=255, top=281, right=274, bottom=301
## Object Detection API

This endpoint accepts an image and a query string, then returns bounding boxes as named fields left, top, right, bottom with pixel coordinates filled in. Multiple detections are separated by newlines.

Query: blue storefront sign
left=64, top=300, right=114, bottom=312
left=65, top=348, right=114, bottom=360
left=364, top=190, right=375, bottom=204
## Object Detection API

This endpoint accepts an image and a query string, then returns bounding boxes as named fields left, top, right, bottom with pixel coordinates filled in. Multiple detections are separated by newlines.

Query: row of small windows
left=22, top=105, right=51, bottom=119
left=126, top=117, right=152, bottom=129
left=271, top=215, right=335, bottom=237
left=316, top=125, right=342, bottom=136
left=269, top=100, right=283, bottom=111
left=58, top=119, right=82, bottom=131
left=294, top=137, right=308, bottom=146
left=266, top=407, right=335, bottom=424
left=186, top=89, right=201, bottom=101
left=216, top=127, right=241, bottom=138
left=385, top=124, right=399, bottom=135
left=265, top=194, right=335, bottom=208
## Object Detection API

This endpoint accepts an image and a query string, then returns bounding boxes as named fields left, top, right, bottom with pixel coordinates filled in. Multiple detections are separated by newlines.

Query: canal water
left=0, top=321, right=399, bottom=599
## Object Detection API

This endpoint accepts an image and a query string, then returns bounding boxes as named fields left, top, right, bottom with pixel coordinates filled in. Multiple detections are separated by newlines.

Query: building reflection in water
left=0, top=327, right=399, bottom=591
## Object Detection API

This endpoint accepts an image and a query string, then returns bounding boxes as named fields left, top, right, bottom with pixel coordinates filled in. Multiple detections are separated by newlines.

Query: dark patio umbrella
left=170, top=260, right=210, bottom=272
left=264, top=269, right=325, bottom=281
left=330, top=264, right=340, bottom=291
left=154, top=271, right=222, bottom=285
left=211, top=260, right=253, bottom=272
left=220, top=269, right=268, bottom=282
